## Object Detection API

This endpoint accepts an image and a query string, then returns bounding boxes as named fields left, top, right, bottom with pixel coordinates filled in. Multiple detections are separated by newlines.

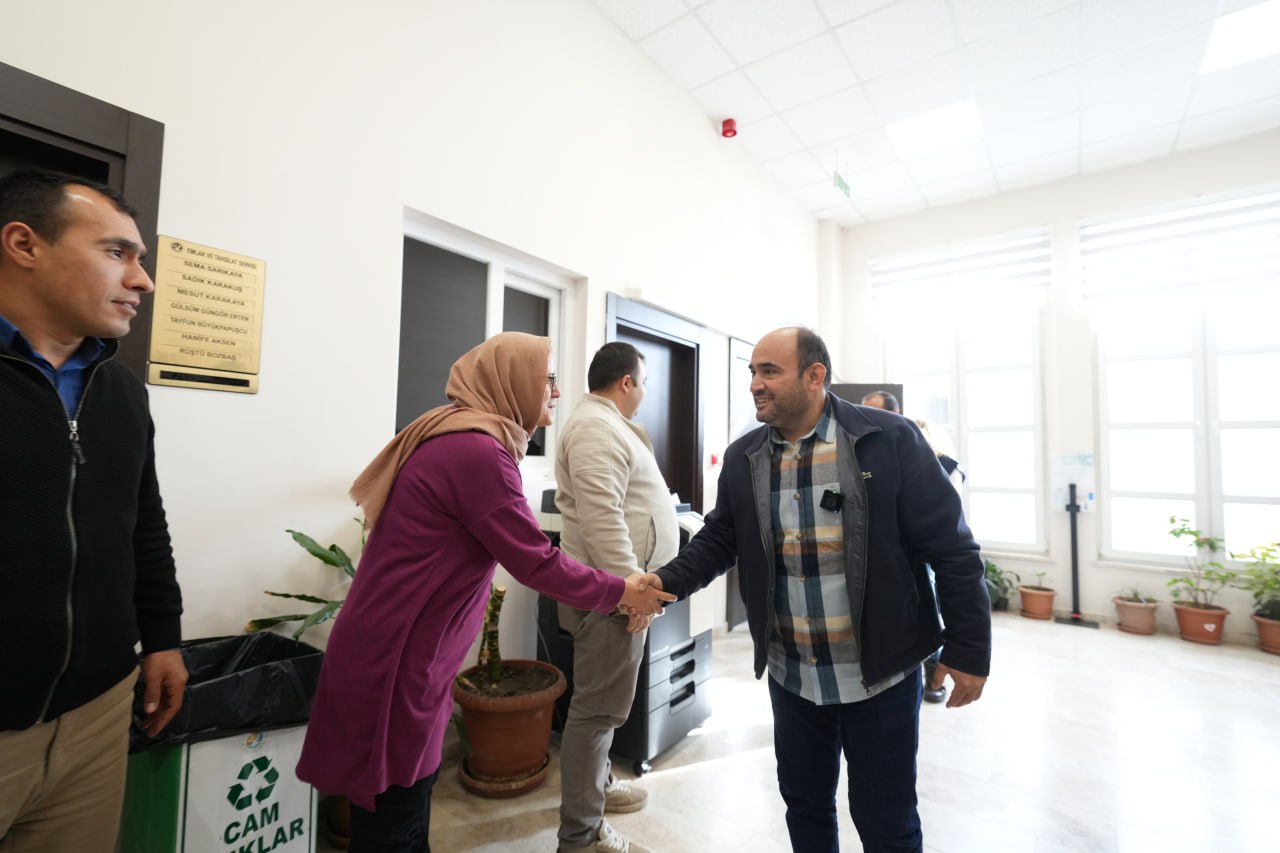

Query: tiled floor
left=320, top=612, right=1279, bottom=852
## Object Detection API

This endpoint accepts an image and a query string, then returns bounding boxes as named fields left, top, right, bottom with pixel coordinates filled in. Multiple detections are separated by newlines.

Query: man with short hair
left=655, top=326, right=990, bottom=853
left=0, top=169, right=187, bottom=852
left=554, top=341, right=679, bottom=853
left=860, top=389, right=900, bottom=413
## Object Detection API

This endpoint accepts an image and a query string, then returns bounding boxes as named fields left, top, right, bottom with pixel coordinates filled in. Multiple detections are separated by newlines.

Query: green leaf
left=246, top=614, right=310, bottom=632
left=263, top=591, right=332, bottom=604
left=291, top=600, right=343, bottom=640
left=288, top=529, right=347, bottom=568
left=329, top=543, right=356, bottom=578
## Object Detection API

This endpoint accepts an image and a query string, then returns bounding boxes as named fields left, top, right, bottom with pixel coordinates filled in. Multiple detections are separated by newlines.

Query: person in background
left=654, top=327, right=990, bottom=853
left=859, top=389, right=900, bottom=414
left=0, top=169, right=186, bottom=852
left=296, top=332, right=674, bottom=853
left=554, top=342, right=679, bottom=853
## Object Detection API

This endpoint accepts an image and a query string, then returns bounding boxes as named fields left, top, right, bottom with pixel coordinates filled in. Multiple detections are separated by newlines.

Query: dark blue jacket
left=655, top=394, right=990, bottom=687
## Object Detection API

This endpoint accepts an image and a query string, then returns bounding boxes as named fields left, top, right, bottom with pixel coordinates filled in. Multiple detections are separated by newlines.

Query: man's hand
left=931, top=663, right=986, bottom=708
left=141, top=649, right=188, bottom=736
left=619, top=572, right=676, bottom=616
left=625, top=611, right=655, bottom=634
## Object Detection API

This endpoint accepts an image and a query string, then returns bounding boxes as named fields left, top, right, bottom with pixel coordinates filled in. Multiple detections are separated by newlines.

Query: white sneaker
left=592, top=820, right=652, bottom=853
left=603, top=775, right=648, bottom=814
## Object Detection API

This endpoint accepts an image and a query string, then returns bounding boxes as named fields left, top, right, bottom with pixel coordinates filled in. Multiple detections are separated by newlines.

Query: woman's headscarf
left=350, top=332, right=551, bottom=530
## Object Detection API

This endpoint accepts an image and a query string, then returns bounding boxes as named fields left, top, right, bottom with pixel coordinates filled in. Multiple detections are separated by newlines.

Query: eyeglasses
left=546, top=373, right=558, bottom=392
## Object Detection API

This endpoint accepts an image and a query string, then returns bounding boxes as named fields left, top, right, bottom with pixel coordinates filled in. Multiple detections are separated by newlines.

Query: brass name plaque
left=148, top=236, right=265, bottom=393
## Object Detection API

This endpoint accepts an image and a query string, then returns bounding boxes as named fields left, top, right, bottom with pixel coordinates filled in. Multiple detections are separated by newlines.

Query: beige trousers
left=0, top=670, right=136, bottom=853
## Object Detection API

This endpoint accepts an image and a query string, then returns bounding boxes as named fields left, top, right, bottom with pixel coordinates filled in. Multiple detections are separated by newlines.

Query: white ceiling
left=590, top=0, right=1280, bottom=225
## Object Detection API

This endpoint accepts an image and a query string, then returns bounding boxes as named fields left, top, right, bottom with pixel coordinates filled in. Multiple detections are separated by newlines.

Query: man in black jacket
left=654, top=327, right=990, bottom=853
left=0, top=170, right=186, bottom=852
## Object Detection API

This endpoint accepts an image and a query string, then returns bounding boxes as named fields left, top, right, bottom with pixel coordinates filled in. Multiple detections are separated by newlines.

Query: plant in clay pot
left=1166, top=517, right=1235, bottom=645
left=1112, top=587, right=1159, bottom=635
left=1232, top=542, right=1280, bottom=655
left=1017, top=571, right=1056, bottom=620
left=451, top=584, right=566, bottom=798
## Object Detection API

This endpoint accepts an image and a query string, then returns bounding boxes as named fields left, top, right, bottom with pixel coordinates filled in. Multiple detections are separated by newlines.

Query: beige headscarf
left=351, top=332, right=552, bottom=530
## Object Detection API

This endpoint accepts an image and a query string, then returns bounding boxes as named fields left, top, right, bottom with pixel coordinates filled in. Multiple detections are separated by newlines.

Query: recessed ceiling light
left=1201, top=0, right=1280, bottom=75
left=885, top=99, right=984, bottom=160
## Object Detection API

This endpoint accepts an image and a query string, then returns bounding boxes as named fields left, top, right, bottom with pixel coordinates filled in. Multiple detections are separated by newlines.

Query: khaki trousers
left=0, top=670, right=136, bottom=853
left=556, top=606, right=646, bottom=850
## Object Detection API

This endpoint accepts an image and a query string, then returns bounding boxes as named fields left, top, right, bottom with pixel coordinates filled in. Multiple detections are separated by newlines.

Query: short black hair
left=0, top=169, right=137, bottom=243
left=794, top=327, right=832, bottom=389
left=587, top=341, right=644, bottom=392
left=863, top=390, right=900, bottom=413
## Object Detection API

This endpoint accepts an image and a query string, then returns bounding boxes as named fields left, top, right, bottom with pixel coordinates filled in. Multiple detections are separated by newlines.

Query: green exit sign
left=833, top=171, right=850, bottom=199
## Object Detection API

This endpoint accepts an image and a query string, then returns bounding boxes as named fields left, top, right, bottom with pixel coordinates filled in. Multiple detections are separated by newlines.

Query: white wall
left=0, top=0, right=818, bottom=644
left=834, top=130, right=1280, bottom=643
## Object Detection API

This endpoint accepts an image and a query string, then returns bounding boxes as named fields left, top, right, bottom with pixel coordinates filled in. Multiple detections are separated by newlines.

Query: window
left=872, top=229, right=1050, bottom=552
left=1085, top=186, right=1280, bottom=560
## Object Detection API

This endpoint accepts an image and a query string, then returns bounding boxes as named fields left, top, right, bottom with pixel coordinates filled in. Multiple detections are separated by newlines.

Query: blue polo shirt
left=0, top=313, right=106, bottom=417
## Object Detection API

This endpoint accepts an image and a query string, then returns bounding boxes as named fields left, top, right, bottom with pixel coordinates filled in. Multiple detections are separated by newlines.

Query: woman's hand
left=619, top=572, right=676, bottom=617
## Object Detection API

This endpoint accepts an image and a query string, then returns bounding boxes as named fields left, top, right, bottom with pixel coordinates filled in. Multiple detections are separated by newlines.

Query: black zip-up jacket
left=656, top=394, right=991, bottom=687
left=1, top=337, right=183, bottom=730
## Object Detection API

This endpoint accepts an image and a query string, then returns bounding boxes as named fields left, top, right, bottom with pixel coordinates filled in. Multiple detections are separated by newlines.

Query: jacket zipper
left=33, top=359, right=104, bottom=724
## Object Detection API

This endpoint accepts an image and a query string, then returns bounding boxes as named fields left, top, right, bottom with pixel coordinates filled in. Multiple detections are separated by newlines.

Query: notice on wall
left=1051, top=453, right=1095, bottom=512
left=147, top=236, right=265, bottom=394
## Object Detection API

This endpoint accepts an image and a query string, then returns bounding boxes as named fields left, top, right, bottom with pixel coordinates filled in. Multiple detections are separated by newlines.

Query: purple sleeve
left=447, top=435, right=624, bottom=614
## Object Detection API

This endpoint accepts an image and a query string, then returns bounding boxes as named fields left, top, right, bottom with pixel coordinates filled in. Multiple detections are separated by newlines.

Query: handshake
left=618, top=573, right=677, bottom=634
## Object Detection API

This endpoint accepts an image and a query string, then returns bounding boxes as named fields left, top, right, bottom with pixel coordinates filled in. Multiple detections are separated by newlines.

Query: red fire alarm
left=721, top=118, right=737, bottom=138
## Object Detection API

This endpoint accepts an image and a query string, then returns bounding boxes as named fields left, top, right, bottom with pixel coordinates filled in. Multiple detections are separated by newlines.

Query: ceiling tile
left=952, top=0, right=1079, bottom=44
left=845, top=161, right=917, bottom=198
left=793, top=177, right=856, bottom=209
left=976, top=67, right=1082, bottom=135
left=1081, top=81, right=1193, bottom=144
left=965, top=6, right=1082, bottom=93
left=690, top=71, right=775, bottom=124
left=1177, top=95, right=1280, bottom=150
left=781, top=86, right=878, bottom=146
left=1081, top=123, right=1179, bottom=172
left=764, top=151, right=831, bottom=188
left=987, top=113, right=1079, bottom=166
left=920, top=169, right=1000, bottom=206
left=835, top=0, right=959, bottom=81
left=993, top=148, right=1080, bottom=190
left=1081, top=0, right=1218, bottom=57
left=815, top=0, right=896, bottom=27
left=810, top=128, right=901, bottom=175
left=1189, top=55, right=1280, bottom=116
left=737, top=114, right=807, bottom=159
left=864, top=50, right=975, bottom=124
left=696, top=0, right=829, bottom=65
left=826, top=206, right=869, bottom=226
left=591, top=0, right=691, bottom=40
left=743, top=34, right=858, bottom=111
left=905, top=142, right=992, bottom=184
left=855, top=187, right=929, bottom=219
left=638, top=13, right=737, bottom=88
left=1080, top=23, right=1209, bottom=106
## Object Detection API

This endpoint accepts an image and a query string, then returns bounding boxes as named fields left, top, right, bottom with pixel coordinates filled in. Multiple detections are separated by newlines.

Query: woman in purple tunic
left=296, top=332, right=673, bottom=852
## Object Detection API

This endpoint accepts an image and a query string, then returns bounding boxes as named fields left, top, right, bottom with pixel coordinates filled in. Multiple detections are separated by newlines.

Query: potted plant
left=1166, top=517, right=1235, bottom=645
left=984, top=559, right=1020, bottom=611
left=1112, top=587, right=1159, bottom=635
left=451, top=584, right=567, bottom=798
left=1017, top=571, right=1056, bottom=620
left=247, top=521, right=362, bottom=850
left=1233, top=541, right=1280, bottom=655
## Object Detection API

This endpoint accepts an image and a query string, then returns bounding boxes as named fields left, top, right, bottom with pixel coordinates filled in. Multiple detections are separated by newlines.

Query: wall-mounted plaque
left=147, top=236, right=264, bottom=393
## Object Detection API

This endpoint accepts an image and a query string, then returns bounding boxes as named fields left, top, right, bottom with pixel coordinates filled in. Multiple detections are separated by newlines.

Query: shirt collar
left=769, top=395, right=837, bottom=447
left=0, top=311, right=105, bottom=367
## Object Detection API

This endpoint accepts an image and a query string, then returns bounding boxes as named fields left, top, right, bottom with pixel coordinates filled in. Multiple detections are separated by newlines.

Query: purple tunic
left=296, top=432, right=624, bottom=809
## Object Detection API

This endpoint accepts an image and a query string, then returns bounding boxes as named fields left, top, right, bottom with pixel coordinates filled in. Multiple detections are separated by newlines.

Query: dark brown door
left=0, top=62, right=164, bottom=379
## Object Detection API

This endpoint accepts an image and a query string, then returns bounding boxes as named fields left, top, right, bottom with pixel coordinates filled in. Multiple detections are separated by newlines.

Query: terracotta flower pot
left=1113, top=597, right=1159, bottom=635
left=1171, top=602, right=1229, bottom=645
left=1252, top=614, right=1280, bottom=655
left=1018, top=586, right=1056, bottom=620
left=452, top=659, right=566, bottom=798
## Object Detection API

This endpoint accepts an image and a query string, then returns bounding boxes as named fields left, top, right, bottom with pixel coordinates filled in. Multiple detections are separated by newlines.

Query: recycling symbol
left=227, top=756, right=278, bottom=811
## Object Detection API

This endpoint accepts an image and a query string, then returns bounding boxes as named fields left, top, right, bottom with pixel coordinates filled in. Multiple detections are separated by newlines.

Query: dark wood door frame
left=1, top=62, right=164, bottom=378
left=605, top=294, right=704, bottom=512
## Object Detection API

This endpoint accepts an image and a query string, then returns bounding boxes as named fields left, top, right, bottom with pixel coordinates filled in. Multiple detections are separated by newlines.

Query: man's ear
left=0, top=222, right=40, bottom=270
left=806, top=363, right=827, bottom=389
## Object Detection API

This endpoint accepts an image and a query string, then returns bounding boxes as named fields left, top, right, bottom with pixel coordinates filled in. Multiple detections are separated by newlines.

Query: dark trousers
left=768, top=672, right=923, bottom=853
left=349, top=769, right=440, bottom=853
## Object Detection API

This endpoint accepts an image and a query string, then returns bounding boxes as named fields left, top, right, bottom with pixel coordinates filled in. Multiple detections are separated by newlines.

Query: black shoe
left=923, top=685, right=947, bottom=704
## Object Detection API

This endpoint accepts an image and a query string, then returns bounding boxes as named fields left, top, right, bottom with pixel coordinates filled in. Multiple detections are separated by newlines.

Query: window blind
left=869, top=228, right=1052, bottom=295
